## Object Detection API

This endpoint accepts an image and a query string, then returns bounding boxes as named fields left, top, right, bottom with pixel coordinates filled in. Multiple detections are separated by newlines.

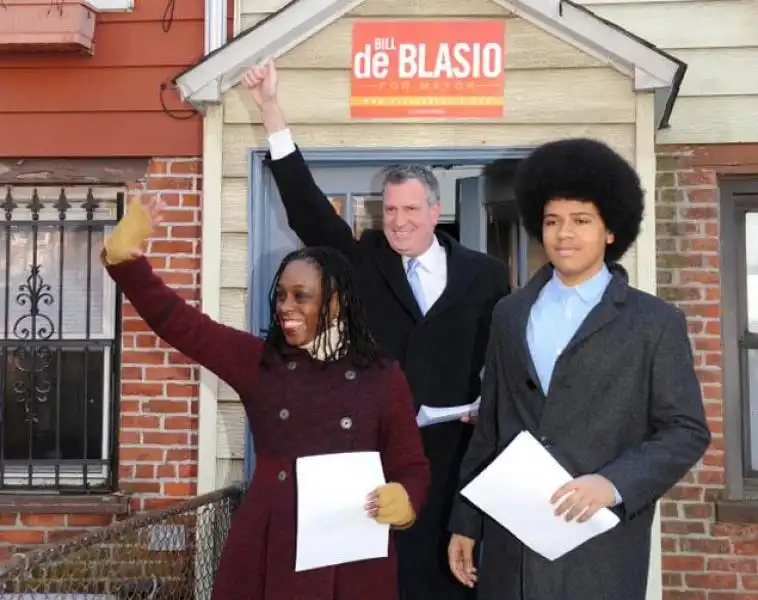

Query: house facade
left=0, top=0, right=216, bottom=560
left=173, top=0, right=758, bottom=597
left=3, top=0, right=748, bottom=595
left=175, top=0, right=683, bottom=597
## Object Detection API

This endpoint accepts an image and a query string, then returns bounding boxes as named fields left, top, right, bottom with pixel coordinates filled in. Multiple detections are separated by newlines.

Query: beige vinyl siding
left=224, top=69, right=635, bottom=125
left=579, top=0, right=758, bottom=144
left=216, top=0, right=640, bottom=461
left=216, top=458, right=246, bottom=487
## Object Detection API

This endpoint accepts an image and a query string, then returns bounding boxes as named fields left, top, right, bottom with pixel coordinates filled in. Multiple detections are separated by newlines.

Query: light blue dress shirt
left=527, top=264, right=612, bottom=394
left=526, top=264, right=622, bottom=505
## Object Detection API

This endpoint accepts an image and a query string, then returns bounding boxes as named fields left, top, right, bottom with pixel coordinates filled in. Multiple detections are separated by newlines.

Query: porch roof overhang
left=173, top=0, right=686, bottom=130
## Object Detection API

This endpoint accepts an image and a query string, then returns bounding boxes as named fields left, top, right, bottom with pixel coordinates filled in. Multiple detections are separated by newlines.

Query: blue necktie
left=406, top=258, right=427, bottom=314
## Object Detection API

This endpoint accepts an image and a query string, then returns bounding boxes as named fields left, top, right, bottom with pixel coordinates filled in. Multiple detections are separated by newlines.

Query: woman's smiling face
left=274, top=259, right=325, bottom=347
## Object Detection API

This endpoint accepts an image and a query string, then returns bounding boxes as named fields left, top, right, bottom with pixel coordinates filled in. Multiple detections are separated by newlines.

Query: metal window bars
left=0, top=186, right=122, bottom=492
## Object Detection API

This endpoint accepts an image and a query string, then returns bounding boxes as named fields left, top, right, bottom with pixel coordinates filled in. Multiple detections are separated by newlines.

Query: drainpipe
left=205, top=0, right=228, bottom=54
left=196, top=0, right=227, bottom=503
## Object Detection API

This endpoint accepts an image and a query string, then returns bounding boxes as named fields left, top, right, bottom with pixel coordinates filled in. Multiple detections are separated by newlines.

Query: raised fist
left=242, top=59, right=278, bottom=108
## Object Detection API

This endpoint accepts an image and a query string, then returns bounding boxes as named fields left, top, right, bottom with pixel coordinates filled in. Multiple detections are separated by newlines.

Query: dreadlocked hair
left=261, top=246, right=385, bottom=370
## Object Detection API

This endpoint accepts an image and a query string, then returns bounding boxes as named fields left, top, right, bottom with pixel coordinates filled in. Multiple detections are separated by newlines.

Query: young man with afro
left=446, top=138, right=711, bottom=600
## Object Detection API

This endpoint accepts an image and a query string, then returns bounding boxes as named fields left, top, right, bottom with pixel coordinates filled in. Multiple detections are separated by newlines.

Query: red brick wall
left=656, top=144, right=758, bottom=598
left=0, top=157, right=202, bottom=561
left=119, top=157, right=202, bottom=512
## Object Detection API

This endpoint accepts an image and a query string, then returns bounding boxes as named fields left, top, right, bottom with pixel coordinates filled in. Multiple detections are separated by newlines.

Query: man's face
left=382, top=179, right=440, bottom=257
left=542, top=198, right=614, bottom=286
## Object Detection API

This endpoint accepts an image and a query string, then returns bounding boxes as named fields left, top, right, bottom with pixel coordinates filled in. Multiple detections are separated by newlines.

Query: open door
left=457, top=176, right=487, bottom=253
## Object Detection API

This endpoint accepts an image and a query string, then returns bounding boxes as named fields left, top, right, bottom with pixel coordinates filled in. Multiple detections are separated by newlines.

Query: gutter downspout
left=197, top=0, right=227, bottom=500
left=194, top=7, right=230, bottom=598
left=205, top=0, right=228, bottom=54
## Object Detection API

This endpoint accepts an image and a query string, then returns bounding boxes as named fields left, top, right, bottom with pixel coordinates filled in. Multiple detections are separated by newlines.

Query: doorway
left=245, top=146, right=536, bottom=478
left=482, top=157, right=548, bottom=288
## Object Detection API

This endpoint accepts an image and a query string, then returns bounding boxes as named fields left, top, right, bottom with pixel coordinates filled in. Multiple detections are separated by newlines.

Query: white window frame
left=88, top=0, right=134, bottom=12
left=0, top=186, right=121, bottom=490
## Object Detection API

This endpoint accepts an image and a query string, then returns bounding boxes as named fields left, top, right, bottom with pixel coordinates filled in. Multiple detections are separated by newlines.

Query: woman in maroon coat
left=102, top=197, right=431, bottom=600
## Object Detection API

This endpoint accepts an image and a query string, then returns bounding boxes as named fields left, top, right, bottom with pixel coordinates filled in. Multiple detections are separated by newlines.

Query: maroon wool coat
left=107, top=257, right=431, bottom=600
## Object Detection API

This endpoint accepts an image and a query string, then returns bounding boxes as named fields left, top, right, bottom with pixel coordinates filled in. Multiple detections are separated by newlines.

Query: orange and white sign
left=350, top=21, right=506, bottom=119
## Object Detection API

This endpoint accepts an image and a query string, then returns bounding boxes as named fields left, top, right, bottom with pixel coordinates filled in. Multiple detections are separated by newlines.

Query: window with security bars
left=0, top=186, right=121, bottom=491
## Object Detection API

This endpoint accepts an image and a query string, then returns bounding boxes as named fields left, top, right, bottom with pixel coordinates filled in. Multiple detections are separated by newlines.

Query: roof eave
left=175, top=0, right=363, bottom=105
left=493, top=0, right=686, bottom=129
left=175, top=0, right=687, bottom=130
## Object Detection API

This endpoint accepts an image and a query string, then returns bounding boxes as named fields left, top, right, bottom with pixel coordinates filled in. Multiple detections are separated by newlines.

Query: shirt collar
left=402, top=236, right=445, bottom=273
left=546, top=263, right=612, bottom=305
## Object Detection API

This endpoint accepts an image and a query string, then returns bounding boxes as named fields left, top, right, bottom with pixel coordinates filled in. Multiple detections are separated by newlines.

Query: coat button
left=287, top=361, right=297, bottom=371
left=278, top=470, right=287, bottom=481
left=539, top=436, right=552, bottom=447
left=344, top=370, right=356, bottom=381
left=340, top=417, right=353, bottom=430
left=279, top=408, right=290, bottom=420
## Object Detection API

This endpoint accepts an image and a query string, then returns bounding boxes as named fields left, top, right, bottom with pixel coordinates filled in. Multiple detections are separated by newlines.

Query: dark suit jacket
left=449, top=263, right=711, bottom=600
left=267, top=149, right=510, bottom=597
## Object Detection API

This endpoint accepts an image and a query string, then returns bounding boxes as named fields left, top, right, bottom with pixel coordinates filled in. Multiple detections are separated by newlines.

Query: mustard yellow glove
left=104, top=197, right=154, bottom=265
left=372, top=482, right=415, bottom=529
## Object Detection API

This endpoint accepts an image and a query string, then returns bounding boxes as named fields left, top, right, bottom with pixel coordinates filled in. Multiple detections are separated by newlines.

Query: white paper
left=295, top=451, right=389, bottom=572
left=416, top=397, right=481, bottom=427
left=461, top=431, right=620, bottom=561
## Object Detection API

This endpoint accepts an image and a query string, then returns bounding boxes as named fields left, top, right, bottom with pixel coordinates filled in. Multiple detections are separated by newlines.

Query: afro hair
left=513, top=138, right=644, bottom=263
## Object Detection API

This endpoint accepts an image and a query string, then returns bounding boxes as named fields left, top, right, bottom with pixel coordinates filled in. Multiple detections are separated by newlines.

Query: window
left=721, top=179, right=758, bottom=501
left=326, top=194, right=383, bottom=238
left=0, top=186, right=121, bottom=492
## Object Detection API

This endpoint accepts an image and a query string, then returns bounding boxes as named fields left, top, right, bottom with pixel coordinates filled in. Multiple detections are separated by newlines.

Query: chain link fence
left=0, top=484, right=244, bottom=600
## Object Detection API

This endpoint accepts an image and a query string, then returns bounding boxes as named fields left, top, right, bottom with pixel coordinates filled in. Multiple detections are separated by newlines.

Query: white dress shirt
left=268, top=128, right=297, bottom=160
left=402, top=237, right=447, bottom=311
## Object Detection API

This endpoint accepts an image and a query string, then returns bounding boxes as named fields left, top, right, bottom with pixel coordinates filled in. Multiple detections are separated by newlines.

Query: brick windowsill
left=0, top=494, right=130, bottom=515
left=715, top=499, right=758, bottom=524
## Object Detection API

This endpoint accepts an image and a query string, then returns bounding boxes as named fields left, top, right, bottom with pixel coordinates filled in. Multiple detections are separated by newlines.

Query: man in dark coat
left=243, top=61, right=510, bottom=600
left=448, top=138, right=711, bottom=600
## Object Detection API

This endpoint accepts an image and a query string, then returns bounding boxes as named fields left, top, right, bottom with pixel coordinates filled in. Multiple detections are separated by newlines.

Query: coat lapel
left=514, top=264, right=552, bottom=396
left=373, top=240, right=424, bottom=322
left=424, top=234, right=477, bottom=320
left=373, top=232, right=479, bottom=323
left=560, top=265, right=629, bottom=357
left=539, top=265, right=629, bottom=430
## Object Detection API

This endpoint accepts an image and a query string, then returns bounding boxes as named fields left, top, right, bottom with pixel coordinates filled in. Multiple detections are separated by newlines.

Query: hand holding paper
left=295, top=451, right=389, bottom=572
left=366, top=482, right=415, bottom=528
left=460, top=431, right=619, bottom=561
left=551, top=474, right=618, bottom=522
left=416, top=397, right=481, bottom=428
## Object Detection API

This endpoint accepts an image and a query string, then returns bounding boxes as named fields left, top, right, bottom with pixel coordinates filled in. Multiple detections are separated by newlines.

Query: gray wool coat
left=448, top=263, right=711, bottom=600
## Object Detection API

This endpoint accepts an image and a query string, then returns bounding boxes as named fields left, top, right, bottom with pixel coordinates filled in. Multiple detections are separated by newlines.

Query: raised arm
left=242, top=61, right=359, bottom=259
left=104, top=197, right=263, bottom=393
